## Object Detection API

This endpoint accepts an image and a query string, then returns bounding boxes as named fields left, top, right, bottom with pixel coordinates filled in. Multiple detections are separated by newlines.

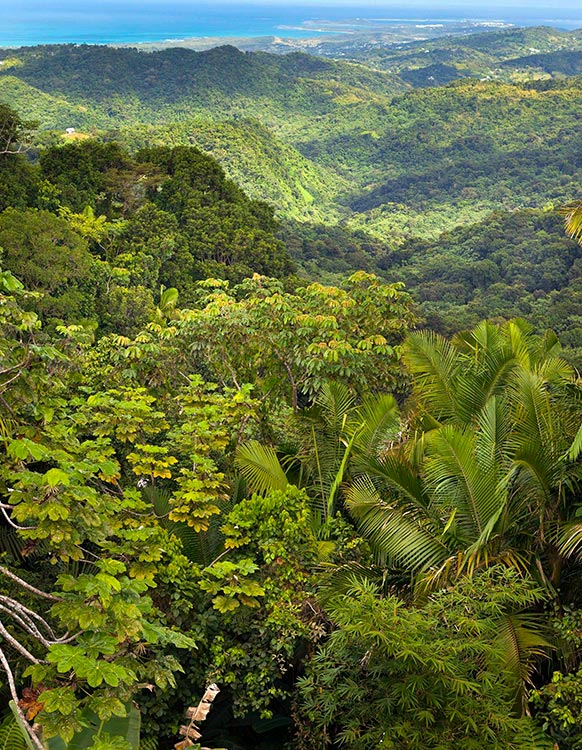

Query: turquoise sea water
left=2, top=1, right=582, bottom=47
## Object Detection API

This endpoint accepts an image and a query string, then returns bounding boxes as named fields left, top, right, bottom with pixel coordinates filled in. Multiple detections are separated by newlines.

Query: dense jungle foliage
left=2, top=21, right=582, bottom=750
left=2, top=30, right=582, bottom=360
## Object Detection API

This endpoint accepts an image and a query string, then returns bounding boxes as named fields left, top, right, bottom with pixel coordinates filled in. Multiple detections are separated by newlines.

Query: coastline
left=0, top=19, right=522, bottom=54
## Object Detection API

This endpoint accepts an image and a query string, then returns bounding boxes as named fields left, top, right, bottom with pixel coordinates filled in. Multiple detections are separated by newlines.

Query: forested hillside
left=1, top=32, right=582, bottom=339
left=2, top=40, right=582, bottom=234
left=332, top=25, right=582, bottom=79
left=3, top=139, right=582, bottom=745
left=0, top=44, right=404, bottom=128
left=3, top=24, right=582, bottom=750
left=0, top=112, right=296, bottom=332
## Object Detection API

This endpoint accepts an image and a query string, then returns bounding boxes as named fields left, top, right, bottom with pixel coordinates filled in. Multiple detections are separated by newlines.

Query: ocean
left=2, top=1, right=582, bottom=47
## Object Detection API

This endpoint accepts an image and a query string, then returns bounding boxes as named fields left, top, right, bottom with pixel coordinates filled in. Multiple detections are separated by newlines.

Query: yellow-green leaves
left=199, top=559, right=265, bottom=612
left=126, top=444, right=178, bottom=479
left=44, top=468, right=70, bottom=487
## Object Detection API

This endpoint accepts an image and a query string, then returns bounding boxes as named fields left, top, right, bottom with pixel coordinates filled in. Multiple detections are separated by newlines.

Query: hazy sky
left=144, top=0, right=581, bottom=5
left=27, top=0, right=579, bottom=5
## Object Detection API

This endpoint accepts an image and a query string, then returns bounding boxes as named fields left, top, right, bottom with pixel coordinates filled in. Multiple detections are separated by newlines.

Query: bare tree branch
left=0, top=603, right=53, bottom=645
left=0, top=647, right=45, bottom=750
left=0, top=566, right=62, bottom=601
left=0, top=596, right=58, bottom=639
left=0, top=620, right=41, bottom=663
left=0, top=505, right=36, bottom=531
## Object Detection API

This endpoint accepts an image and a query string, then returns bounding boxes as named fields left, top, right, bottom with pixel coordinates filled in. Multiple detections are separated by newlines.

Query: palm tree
left=346, top=320, right=582, bottom=596
left=337, top=320, right=582, bottom=711
left=235, top=381, right=399, bottom=524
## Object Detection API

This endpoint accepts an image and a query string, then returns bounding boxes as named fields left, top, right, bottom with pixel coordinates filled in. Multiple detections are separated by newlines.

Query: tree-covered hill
left=294, top=76, right=582, bottom=240
left=0, top=127, right=295, bottom=332
left=5, top=29, right=582, bottom=745
left=501, top=49, right=582, bottom=76
left=380, top=208, right=582, bottom=352
left=2, top=39, right=582, bottom=238
left=2, top=32, right=582, bottom=356
left=113, top=118, right=348, bottom=222
left=448, top=25, right=582, bottom=56
left=281, top=206, right=582, bottom=365
left=333, top=25, right=582, bottom=81
left=0, top=44, right=406, bottom=127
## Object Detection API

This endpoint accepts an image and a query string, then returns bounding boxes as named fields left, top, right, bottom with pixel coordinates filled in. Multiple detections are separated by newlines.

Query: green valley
left=2, top=34, right=582, bottom=351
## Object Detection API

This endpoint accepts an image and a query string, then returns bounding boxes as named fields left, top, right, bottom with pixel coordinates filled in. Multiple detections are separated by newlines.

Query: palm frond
left=534, top=354, right=574, bottom=385
left=558, top=522, right=582, bottom=558
left=402, top=330, right=461, bottom=420
left=510, top=369, right=555, bottom=457
left=0, top=527, right=47, bottom=562
left=505, top=319, right=536, bottom=369
left=0, top=527, right=27, bottom=561
left=176, top=522, right=226, bottom=566
left=559, top=200, right=582, bottom=245
left=454, top=318, right=505, bottom=355
left=352, top=392, right=400, bottom=459
left=147, top=486, right=172, bottom=518
left=424, top=425, right=507, bottom=540
left=510, top=443, right=553, bottom=506
left=314, top=381, right=356, bottom=436
left=346, top=476, right=449, bottom=571
left=495, top=612, right=552, bottom=713
left=567, top=422, right=582, bottom=461
left=507, top=368, right=566, bottom=505
left=326, top=432, right=358, bottom=520
left=0, top=713, right=28, bottom=750
left=476, top=396, right=510, bottom=465
left=361, top=451, right=430, bottom=514
left=234, top=440, right=289, bottom=494
left=317, top=561, right=403, bottom=603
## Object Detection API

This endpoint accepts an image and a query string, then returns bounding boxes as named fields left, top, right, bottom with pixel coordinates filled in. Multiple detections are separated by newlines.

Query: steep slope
left=117, top=118, right=348, bottom=221
left=302, top=78, right=582, bottom=238
left=380, top=208, right=582, bottom=360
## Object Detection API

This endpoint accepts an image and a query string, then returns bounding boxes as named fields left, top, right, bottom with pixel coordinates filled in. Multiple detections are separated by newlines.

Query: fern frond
left=0, top=714, right=28, bottom=750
